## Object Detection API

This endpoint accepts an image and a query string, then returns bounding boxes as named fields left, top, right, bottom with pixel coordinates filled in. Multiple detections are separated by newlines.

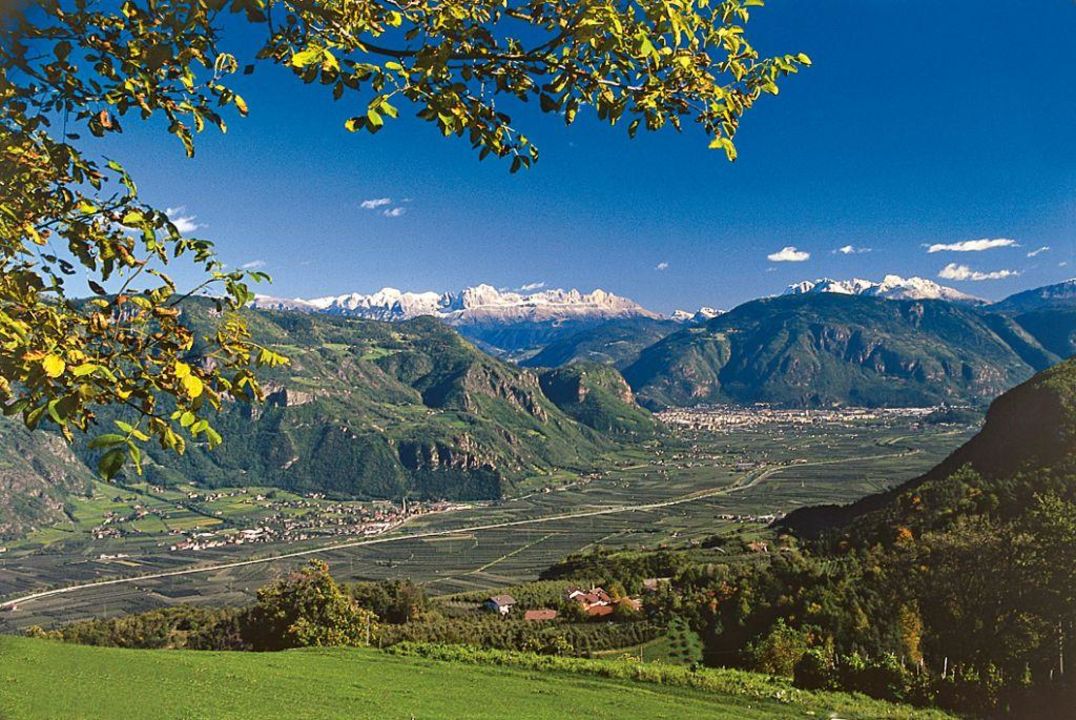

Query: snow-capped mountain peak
left=253, top=284, right=658, bottom=324
left=784, top=275, right=983, bottom=304
left=672, top=306, right=724, bottom=323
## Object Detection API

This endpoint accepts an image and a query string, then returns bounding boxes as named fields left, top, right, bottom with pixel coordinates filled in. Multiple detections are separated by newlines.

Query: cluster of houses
left=82, top=485, right=459, bottom=551
left=483, top=584, right=646, bottom=621
left=163, top=499, right=455, bottom=552
left=657, top=404, right=937, bottom=431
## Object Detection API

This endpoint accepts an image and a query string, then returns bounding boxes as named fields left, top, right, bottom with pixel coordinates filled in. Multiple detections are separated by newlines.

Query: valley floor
left=0, top=415, right=975, bottom=631
left=0, top=636, right=954, bottom=720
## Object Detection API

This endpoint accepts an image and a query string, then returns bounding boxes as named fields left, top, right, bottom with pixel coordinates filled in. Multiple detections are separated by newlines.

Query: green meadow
left=0, top=636, right=955, bottom=720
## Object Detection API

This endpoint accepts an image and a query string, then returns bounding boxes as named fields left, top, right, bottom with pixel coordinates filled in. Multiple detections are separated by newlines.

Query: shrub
left=794, top=648, right=838, bottom=691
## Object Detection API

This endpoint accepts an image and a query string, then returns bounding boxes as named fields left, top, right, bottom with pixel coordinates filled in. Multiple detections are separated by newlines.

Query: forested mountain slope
left=76, top=303, right=627, bottom=501
left=623, top=294, right=1056, bottom=408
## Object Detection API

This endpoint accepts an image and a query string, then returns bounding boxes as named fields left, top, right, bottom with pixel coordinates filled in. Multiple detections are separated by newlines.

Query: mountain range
left=214, top=277, right=1076, bottom=413
left=250, top=274, right=1045, bottom=359
left=623, top=291, right=1070, bottom=409
left=253, top=285, right=660, bottom=358
left=2, top=278, right=1073, bottom=536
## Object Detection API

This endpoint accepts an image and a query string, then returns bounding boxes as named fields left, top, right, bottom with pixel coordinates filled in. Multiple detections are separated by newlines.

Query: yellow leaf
left=181, top=374, right=203, bottom=399
left=42, top=355, right=66, bottom=378
left=121, top=210, right=144, bottom=226
left=174, top=360, right=191, bottom=378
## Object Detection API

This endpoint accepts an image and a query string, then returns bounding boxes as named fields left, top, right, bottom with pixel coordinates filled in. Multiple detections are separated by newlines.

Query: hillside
left=537, top=364, right=656, bottom=436
left=1006, top=307, right=1076, bottom=359
left=0, top=421, right=94, bottom=540
left=623, top=294, right=1051, bottom=409
left=79, top=304, right=616, bottom=501
left=521, top=317, right=680, bottom=369
left=781, top=356, right=1076, bottom=538
left=0, top=636, right=955, bottom=720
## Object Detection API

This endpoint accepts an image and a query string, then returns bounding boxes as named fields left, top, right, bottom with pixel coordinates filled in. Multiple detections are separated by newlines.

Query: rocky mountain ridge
left=254, top=284, right=658, bottom=324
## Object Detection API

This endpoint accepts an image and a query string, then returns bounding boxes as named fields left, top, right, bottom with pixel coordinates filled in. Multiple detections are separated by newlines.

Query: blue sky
left=94, top=0, right=1075, bottom=313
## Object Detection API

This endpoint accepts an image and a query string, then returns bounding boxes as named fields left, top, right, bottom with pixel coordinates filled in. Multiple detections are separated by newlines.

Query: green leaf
left=205, top=426, right=223, bottom=448
left=88, top=433, right=127, bottom=449
left=98, top=448, right=126, bottom=480
left=126, top=441, right=143, bottom=475
left=115, top=420, right=149, bottom=441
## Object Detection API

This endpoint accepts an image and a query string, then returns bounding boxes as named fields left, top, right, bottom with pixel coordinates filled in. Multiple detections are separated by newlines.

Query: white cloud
left=835, top=244, right=870, bottom=255
left=655, top=261, right=670, bottom=271
left=1027, top=246, right=1051, bottom=257
left=165, top=206, right=204, bottom=235
left=938, top=263, right=1018, bottom=281
left=1060, top=261, right=1069, bottom=268
left=927, top=238, right=1018, bottom=253
left=767, top=246, right=810, bottom=263
left=519, top=281, right=546, bottom=291
left=361, top=197, right=392, bottom=209
left=240, top=260, right=266, bottom=270
left=382, top=207, right=406, bottom=218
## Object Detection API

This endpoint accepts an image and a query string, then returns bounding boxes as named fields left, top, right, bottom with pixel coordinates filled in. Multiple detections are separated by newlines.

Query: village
left=656, top=404, right=942, bottom=432
left=85, top=486, right=460, bottom=553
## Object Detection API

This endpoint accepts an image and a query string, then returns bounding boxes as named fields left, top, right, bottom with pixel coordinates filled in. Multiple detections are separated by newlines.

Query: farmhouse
left=523, top=609, right=558, bottom=622
left=483, top=594, right=517, bottom=615
left=564, top=586, right=611, bottom=608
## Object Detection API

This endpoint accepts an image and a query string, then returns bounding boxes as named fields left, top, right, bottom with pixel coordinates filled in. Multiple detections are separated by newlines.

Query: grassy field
left=0, top=636, right=954, bottom=720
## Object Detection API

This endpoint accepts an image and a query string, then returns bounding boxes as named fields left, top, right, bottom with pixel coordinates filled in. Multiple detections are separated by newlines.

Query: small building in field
left=484, top=594, right=517, bottom=615
left=523, top=608, right=558, bottom=622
